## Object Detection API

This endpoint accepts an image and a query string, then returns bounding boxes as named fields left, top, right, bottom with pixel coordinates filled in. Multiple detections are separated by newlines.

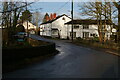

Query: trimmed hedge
left=2, top=41, right=56, bottom=64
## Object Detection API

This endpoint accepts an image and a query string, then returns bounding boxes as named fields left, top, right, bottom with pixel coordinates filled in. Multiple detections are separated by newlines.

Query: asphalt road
left=3, top=35, right=119, bottom=78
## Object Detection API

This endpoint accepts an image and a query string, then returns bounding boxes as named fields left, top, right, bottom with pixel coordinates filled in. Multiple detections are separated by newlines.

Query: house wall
left=16, top=21, right=37, bottom=34
left=66, top=24, right=114, bottom=40
left=40, top=23, right=51, bottom=36
left=40, top=15, right=71, bottom=38
left=51, top=15, right=71, bottom=38
left=23, top=21, right=36, bottom=30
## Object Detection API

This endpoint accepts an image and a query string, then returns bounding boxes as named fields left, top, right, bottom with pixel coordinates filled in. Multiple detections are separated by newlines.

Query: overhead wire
left=54, top=0, right=71, bottom=13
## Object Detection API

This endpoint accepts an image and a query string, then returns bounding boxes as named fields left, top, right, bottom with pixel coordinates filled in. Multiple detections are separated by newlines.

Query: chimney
left=53, top=13, right=56, bottom=19
left=50, top=13, right=53, bottom=20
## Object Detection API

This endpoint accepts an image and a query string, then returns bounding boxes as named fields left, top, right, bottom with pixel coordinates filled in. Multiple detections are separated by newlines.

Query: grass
left=72, top=39, right=120, bottom=57
left=72, top=38, right=119, bottom=52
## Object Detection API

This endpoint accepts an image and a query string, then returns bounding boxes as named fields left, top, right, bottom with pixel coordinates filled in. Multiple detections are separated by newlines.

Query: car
left=14, top=32, right=28, bottom=39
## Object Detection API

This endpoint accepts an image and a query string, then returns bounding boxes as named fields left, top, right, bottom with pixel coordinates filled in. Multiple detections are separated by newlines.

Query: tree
left=79, top=2, right=116, bottom=43
left=1, top=2, right=32, bottom=45
left=20, top=10, right=32, bottom=22
left=113, top=2, right=120, bottom=35
left=16, top=25, right=25, bottom=32
left=42, top=13, right=50, bottom=23
left=112, top=1, right=120, bottom=51
left=32, top=11, right=41, bottom=35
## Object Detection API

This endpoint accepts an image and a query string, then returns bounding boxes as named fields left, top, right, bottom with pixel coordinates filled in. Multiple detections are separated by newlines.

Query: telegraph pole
left=71, top=0, right=74, bottom=42
left=26, top=2, right=29, bottom=36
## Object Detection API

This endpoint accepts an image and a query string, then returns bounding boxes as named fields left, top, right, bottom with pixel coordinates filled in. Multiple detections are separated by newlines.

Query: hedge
left=2, top=41, right=56, bottom=64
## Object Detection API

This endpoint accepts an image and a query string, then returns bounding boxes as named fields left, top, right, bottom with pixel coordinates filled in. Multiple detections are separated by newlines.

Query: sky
left=28, top=1, right=118, bottom=25
left=0, top=0, right=119, bottom=24
left=28, top=2, right=82, bottom=19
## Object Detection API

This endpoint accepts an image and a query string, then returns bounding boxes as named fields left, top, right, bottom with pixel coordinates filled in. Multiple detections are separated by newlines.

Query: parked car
left=14, top=32, right=28, bottom=39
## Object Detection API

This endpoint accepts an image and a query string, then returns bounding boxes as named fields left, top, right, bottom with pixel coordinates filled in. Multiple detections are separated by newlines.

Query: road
left=3, top=35, right=119, bottom=78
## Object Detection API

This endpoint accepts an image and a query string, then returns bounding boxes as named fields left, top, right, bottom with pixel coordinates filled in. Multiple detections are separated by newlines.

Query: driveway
left=3, top=35, right=119, bottom=78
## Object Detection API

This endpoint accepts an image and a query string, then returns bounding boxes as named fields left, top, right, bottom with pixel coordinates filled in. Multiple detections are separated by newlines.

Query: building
left=17, top=21, right=37, bottom=34
left=40, top=14, right=116, bottom=40
left=65, top=19, right=116, bottom=40
left=40, top=14, right=71, bottom=39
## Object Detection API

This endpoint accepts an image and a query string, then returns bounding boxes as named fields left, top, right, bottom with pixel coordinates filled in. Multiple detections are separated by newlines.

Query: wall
left=40, top=23, right=51, bottom=36
left=51, top=15, right=71, bottom=39
left=40, top=15, right=71, bottom=39
left=23, top=21, right=36, bottom=30
left=66, top=24, right=114, bottom=39
left=2, top=41, right=56, bottom=65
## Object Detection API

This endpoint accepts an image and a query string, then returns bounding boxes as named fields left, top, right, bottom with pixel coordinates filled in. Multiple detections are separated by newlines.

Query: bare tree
left=1, top=1, right=33, bottom=45
left=112, top=1, right=120, bottom=51
left=79, top=1, right=116, bottom=43
left=32, top=11, right=43, bottom=35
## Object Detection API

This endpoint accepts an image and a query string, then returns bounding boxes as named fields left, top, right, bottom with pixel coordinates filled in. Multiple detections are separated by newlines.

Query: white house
left=40, top=14, right=116, bottom=40
left=17, top=21, right=37, bottom=34
left=40, top=14, right=71, bottom=39
left=65, top=19, right=116, bottom=40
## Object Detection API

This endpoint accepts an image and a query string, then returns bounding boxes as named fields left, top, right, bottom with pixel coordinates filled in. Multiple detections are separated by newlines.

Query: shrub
left=76, top=37, right=83, bottom=41
left=16, top=25, right=25, bottom=32
left=92, top=37, right=99, bottom=42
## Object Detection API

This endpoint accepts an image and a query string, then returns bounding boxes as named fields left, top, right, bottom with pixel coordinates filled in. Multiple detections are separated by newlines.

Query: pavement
left=3, top=35, right=119, bottom=79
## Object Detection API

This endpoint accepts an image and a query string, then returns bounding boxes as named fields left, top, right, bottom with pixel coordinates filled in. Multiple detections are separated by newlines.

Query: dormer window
left=62, top=17, right=65, bottom=20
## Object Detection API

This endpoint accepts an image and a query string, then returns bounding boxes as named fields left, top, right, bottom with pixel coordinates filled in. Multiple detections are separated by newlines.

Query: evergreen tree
left=20, top=10, right=32, bottom=22
left=42, top=13, right=50, bottom=23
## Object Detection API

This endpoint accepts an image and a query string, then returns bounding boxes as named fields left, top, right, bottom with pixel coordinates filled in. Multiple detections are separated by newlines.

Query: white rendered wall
left=66, top=24, right=114, bottom=40
left=51, top=15, right=71, bottom=38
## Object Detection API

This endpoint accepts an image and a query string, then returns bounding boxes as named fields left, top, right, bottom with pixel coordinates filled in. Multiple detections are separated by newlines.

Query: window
left=83, top=25, right=89, bottom=29
left=62, top=17, right=65, bottom=20
left=83, top=32, right=89, bottom=38
left=90, top=34, right=96, bottom=37
left=74, top=25, right=79, bottom=29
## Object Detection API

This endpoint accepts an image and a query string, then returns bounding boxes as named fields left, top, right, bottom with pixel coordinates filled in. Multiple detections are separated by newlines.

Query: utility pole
left=26, top=2, right=29, bottom=36
left=71, top=0, right=74, bottom=42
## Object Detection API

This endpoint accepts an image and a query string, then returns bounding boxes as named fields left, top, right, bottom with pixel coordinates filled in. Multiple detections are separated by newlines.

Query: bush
left=92, top=37, right=99, bottom=42
left=16, top=25, right=25, bottom=32
left=3, top=40, right=56, bottom=64
left=76, top=37, right=83, bottom=41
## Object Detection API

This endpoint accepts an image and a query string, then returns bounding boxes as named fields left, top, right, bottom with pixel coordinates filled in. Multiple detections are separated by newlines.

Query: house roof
left=65, top=19, right=113, bottom=25
left=40, top=14, right=71, bottom=25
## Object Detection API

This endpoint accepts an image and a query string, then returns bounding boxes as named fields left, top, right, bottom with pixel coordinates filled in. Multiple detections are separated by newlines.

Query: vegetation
left=78, top=1, right=120, bottom=52
left=42, top=13, right=50, bottom=23
left=16, top=25, right=25, bottom=32
left=20, top=10, right=32, bottom=22
left=32, top=11, right=42, bottom=35
left=74, top=37, right=118, bottom=51
left=3, top=38, right=57, bottom=73
left=79, top=2, right=117, bottom=43
left=1, top=2, right=31, bottom=45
